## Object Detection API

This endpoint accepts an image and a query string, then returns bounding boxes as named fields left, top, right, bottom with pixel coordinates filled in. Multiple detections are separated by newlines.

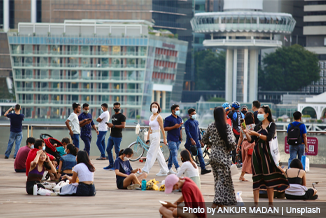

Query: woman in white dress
left=142, top=102, right=169, bottom=177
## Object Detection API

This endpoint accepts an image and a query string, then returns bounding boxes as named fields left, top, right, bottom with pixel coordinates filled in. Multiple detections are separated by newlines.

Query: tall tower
left=191, top=0, right=296, bottom=102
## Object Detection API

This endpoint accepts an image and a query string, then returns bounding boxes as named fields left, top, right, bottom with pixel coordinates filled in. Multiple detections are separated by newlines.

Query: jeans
left=185, top=141, right=206, bottom=170
left=168, top=141, right=180, bottom=170
left=76, top=182, right=96, bottom=196
left=71, top=134, right=80, bottom=149
left=15, top=168, right=26, bottom=173
left=96, top=131, right=107, bottom=158
left=107, top=136, right=122, bottom=166
left=288, top=144, right=305, bottom=168
left=5, top=131, right=23, bottom=158
left=81, top=136, right=91, bottom=156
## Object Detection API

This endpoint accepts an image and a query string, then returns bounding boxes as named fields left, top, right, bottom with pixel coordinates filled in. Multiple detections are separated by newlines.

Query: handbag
left=268, top=123, right=280, bottom=166
left=247, top=148, right=253, bottom=156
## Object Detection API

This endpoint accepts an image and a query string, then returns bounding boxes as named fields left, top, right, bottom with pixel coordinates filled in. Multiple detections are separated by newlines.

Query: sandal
left=239, top=177, right=248, bottom=182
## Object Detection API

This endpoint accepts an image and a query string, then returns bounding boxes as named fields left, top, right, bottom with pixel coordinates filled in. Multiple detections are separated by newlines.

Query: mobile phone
left=105, top=122, right=109, bottom=124
left=87, top=118, right=92, bottom=121
left=241, top=119, right=246, bottom=129
left=159, top=201, right=167, bottom=205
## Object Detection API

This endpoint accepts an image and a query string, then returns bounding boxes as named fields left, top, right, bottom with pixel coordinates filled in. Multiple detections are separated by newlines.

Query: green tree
left=259, top=44, right=320, bottom=91
left=195, top=50, right=225, bottom=90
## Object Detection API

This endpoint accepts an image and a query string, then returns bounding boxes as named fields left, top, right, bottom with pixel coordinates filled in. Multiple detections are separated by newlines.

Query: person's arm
left=237, top=131, right=243, bottom=152
left=92, top=124, right=99, bottom=135
left=174, top=195, right=184, bottom=206
left=302, top=171, right=306, bottom=186
left=114, top=169, right=129, bottom=178
left=164, top=119, right=181, bottom=131
left=176, top=163, right=187, bottom=178
left=184, top=121, right=193, bottom=140
left=158, top=116, right=167, bottom=145
left=30, top=150, right=43, bottom=171
left=96, top=113, right=104, bottom=122
left=58, top=160, right=63, bottom=173
left=198, top=123, right=202, bottom=141
left=80, top=119, right=91, bottom=127
left=4, top=107, right=13, bottom=117
left=65, top=118, right=74, bottom=136
left=63, top=171, right=78, bottom=183
left=45, top=156, right=57, bottom=174
left=180, top=128, right=182, bottom=142
left=110, top=122, right=126, bottom=129
left=303, top=133, right=308, bottom=153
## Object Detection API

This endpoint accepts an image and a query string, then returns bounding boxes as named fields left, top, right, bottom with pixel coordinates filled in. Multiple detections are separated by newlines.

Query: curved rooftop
left=191, top=12, right=296, bottom=34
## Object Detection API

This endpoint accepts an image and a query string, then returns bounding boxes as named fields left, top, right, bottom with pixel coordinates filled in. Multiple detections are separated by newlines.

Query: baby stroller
left=40, top=133, right=64, bottom=162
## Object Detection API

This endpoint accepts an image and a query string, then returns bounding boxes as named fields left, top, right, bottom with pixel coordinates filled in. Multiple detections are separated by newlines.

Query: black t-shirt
left=253, top=111, right=260, bottom=125
left=110, top=113, right=126, bottom=138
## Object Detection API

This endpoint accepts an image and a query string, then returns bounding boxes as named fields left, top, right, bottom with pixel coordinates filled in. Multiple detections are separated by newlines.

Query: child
left=56, top=137, right=71, bottom=156
left=58, top=144, right=78, bottom=180
left=176, top=150, right=201, bottom=189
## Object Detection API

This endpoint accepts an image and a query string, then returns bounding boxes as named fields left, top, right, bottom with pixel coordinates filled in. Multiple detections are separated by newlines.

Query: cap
left=241, top=105, right=248, bottom=109
left=164, top=174, right=179, bottom=194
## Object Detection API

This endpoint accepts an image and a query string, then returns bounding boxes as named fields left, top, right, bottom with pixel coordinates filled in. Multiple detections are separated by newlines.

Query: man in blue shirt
left=184, top=108, right=211, bottom=175
left=287, top=111, right=308, bottom=168
left=4, top=104, right=24, bottom=159
left=78, top=103, right=99, bottom=155
left=164, top=104, right=183, bottom=174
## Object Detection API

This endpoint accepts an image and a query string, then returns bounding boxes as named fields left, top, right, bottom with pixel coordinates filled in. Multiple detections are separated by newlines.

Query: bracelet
left=258, top=134, right=261, bottom=138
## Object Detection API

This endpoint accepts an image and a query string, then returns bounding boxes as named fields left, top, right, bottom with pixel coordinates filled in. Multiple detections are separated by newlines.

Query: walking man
left=164, top=104, right=183, bottom=174
left=65, top=102, right=81, bottom=148
left=252, top=100, right=261, bottom=125
left=78, top=103, right=99, bottom=155
left=96, top=103, right=110, bottom=160
left=4, top=104, right=24, bottom=159
left=104, top=102, right=126, bottom=170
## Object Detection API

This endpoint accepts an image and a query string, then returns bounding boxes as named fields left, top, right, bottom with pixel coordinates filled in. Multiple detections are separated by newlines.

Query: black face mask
left=242, top=110, right=247, bottom=115
left=114, top=108, right=120, bottom=113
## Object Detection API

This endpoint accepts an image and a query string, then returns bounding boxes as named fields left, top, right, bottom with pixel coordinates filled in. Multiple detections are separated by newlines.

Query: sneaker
left=109, top=167, right=115, bottom=171
left=103, top=165, right=113, bottom=170
left=168, top=168, right=176, bottom=175
left=156, top=170, right=168, bottom=177
left=201, top=169, right=211, bottom=175
left=127, top=184, right=141, bottom=190
left=4, top=156, right=8, bottom=159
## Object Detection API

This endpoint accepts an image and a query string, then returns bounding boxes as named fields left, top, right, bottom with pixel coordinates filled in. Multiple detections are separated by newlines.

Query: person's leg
left=106, top=136, right=114, bottom=166
left=167, top=141, right=175, bottom=170
left=159, top=206, right=174, bottom=218
left=288, top=145, right=298, bottom=168
left=96, top=131, right=106, bottom=158
left=267, top=188, right=274, bottom=207
left=113, top=137, right=122, bottom=163
left=13, top=132, right=23, bottom=158
left=142, top=133, right=161, bottom=173
left=123, top=173, right=141, bottom=188
left=156, top=142, right=169, bottom=173
left=298, top=144, right=305, bottom=161
left=101, top=131, right=107, bottom=157
left=5, top=132, right=16, bottom=158
left=196, top=142, right=206, bottom=170
left=253, top=189, right=260, bottom=206
left=84, top=137, right=91, bottom=156
left=173, top=208, right=197, bottom=218
left=169, top=141, right=180, bottom=170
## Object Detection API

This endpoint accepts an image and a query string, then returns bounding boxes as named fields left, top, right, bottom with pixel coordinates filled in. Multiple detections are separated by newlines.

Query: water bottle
left=135, top=124, right=140, bottom=135
left=33, top=184, right=38, bottom=195
left=143, top=130, right=148, bottom=142
left=141, top=179, right=147, bottom=191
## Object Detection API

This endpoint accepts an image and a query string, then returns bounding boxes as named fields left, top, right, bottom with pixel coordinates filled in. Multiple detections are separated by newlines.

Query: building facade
left=7, top=20, right=188, bottom=122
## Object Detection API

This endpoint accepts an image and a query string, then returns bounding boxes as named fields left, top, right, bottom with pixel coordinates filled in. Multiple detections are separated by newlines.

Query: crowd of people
left=3, top=100, right=319, bottom=215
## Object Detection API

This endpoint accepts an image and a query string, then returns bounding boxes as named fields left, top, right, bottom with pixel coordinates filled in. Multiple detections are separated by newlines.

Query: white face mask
left=152, top=108, right=158, bottom=114
left=42, top=146, right=46, bottom=151
left=124, top=157, right=130, bottom=161
left=30, top=144, right=34, bottom=149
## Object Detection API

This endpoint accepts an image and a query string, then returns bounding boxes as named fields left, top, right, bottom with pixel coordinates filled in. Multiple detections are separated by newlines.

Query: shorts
left=116, top=178, right=132, bottom=189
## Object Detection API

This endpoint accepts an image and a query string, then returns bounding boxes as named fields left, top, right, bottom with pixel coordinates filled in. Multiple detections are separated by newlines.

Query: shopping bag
left=301, top=155, right=310, bottom=172
left=269, top=136, right=280, bottom=167
left=247, top=148, right=253, bottom=156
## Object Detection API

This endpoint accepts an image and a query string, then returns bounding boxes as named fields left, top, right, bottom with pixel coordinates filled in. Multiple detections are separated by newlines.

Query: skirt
left=241, top=140, right=254, bottom=174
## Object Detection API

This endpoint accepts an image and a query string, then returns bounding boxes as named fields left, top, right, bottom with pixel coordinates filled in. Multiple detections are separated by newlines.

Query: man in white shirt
left=96, top=103, right=110, bottom=160
left=65, top=102, right=81, bottom=149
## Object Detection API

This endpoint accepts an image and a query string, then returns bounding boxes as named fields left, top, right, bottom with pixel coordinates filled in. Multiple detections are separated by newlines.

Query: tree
left=259, top=44, right=320, bottom=91
left=194, top=49, right=225, bottom=90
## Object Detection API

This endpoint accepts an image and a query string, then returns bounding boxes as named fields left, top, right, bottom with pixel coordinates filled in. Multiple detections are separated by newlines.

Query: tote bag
left=301, top=155, right=310, bottom=172
left=268, top=123, right=280, bottom=167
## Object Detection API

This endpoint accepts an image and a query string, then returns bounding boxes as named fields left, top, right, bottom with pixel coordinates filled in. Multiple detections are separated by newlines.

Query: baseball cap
left=164, top=174, right=179, bottom=194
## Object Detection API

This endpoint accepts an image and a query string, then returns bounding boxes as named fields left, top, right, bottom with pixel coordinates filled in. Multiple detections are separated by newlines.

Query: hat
left=164, top=174, right=179, bottom=194
left=241, top=105, right=248, bottom=109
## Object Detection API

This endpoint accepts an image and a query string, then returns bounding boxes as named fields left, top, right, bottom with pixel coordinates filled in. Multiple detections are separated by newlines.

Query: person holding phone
left=164, top=104, right=183, bottom=175
left=78, top=103, right=99, bottom=156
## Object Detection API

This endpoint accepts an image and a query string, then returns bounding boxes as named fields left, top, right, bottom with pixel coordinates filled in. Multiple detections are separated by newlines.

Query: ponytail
left=66, top=144, right=77, bottom=156
left=119, top=148, right=133, bottom=156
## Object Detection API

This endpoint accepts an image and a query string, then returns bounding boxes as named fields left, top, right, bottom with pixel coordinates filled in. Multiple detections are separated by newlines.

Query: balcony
left=153, top=66, right=177, bottom=74
left=15, top=87, right=143, bottom=94
left=11, top=50, right=147, bottom=57
left=154, top=54, right=177, bottom=62
left=14, top=75, right=145, bottom=82
left=18, top=100, right=141, bottom=106
left=12, top=63, right=146, bottom=70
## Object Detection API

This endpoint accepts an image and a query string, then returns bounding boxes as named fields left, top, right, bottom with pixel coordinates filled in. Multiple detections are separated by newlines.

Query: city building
left=7, top=20, right=188, bottom=122
left=191, top=0, right=296, bottom=103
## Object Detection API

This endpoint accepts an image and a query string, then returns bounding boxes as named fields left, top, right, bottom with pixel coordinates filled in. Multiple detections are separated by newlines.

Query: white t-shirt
left=176, top=161, right=199, bottom=178
left=73, top=163, right=94, bottom=182
left=67, top=112, right=80, bottom=134
left=98, top=111, right=109, bottom=131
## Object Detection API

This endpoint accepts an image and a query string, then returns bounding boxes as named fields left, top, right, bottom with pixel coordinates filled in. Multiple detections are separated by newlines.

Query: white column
left=232, top=49, right=238, bottom=102
left=249, top=50, right=259, bottom=102
left=31, top=0, right=37, bottom=23
left=152, top=90, right=155, bottom=103
left=243, top=49, right=249, bottom=103
left=225, top=49, right=233, bottom=102
left=3, top=0, right=9, bottom=32
left=156, top=91, right=161, bottom=105
left=162, top=91, right=166, bottom=110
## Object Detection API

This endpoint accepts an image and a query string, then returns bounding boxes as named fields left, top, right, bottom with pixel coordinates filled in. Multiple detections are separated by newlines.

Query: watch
left=112, top=125, right=116, bottom=128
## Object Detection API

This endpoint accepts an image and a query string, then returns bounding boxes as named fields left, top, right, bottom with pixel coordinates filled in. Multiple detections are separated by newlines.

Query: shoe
left=168, top=168, right=176, bottom=175
left=96, top=157, right=106, bottom=160
left=201, top=169, right=211, bottom=175
left=4, top=156, right=8, bottom=159
left=127, top=184, right=141, bottom=190
left=156, top=170, right=168, bottom=177
left=103, top=165, right=113, bottom=170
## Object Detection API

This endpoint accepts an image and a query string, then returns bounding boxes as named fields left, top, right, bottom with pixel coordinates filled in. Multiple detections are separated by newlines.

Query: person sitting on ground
left=55, top=137, right=71, bottom=156
left=25, top=139, right=55, bottom=176
left=26, top=150, right=57, bottom=195
left=58, top=144, right=77, bottom=180
left=62, top=151, right=96, bottom=196
left=14, top=137, right=35, bottom=173
left=285, top=159, right=318, bottom=200
left=159, top=174, right=206, bottom=218
left=176, top=150, right=201, bottom=189
left=114, top=148, right=146, bottom=190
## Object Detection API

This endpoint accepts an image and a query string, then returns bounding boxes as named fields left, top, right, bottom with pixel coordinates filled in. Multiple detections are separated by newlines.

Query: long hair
left=214, top=107, right=232, bottom=151
left=244, top=112, right=254, bottom=125
left=66, top=144, right=78, bottom=156
left=76, top=151, right=95, bottom=172
left=180, top=150, right=197, bottom=169
left=261, top=105, right=274, bottom=123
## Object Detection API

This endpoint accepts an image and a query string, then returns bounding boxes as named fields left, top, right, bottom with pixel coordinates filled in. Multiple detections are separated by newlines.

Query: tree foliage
left=259, top=44, right=320, bottom=91
left=195, top=49, right=225, bottom=90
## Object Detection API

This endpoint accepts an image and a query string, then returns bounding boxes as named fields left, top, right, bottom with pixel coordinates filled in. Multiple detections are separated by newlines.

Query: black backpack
left=287, top=123, right=303, bottom=145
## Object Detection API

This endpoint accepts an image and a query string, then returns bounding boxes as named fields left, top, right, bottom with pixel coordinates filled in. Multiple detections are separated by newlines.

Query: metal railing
left=11, top=50, right=147, bottom=56
left=13, top=63, right=146, bottom=69
left=18, top=100, right=141, bottom=106
left=14, top=75, right=144, bottom=81
left=15, top=87, right=143, bottom=93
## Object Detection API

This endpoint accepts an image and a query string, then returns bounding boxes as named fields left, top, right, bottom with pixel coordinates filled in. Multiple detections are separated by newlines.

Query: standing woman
left=142, top=102, right=169, bottom=177
left=202, top=107, right=237, bottom=207
left=244, top=106, right=289, bottom=207
left=236, top=112, right=256, bottom=181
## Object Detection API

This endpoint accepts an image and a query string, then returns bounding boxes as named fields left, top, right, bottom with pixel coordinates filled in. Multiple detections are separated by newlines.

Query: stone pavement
left=0, top=156, right=325, bottom=218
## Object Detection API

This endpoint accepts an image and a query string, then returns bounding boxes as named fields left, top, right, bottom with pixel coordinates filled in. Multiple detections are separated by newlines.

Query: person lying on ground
left=58, top=144, right=77, bottom=181
left=115, top=148, right=146, bottom=190
left=14, top=137, right=35, bottom=173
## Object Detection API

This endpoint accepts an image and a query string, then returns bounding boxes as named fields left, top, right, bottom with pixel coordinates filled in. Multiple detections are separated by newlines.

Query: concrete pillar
left=249, top=49, right=259, bottom=103
left=243, top=49, right=249, bottom=103
left=31, top=0, right=37, bottom=23
left=225, top=49, right=233, bottom=102
left=3, top=0, right=9, bottom=32
left=162, top=91, right=166, bottom=110
left=232, top=49, right=238, bottom=102
left=152, top=90, right=155, bottom=103
left=156, top=91, right=161, bottom=105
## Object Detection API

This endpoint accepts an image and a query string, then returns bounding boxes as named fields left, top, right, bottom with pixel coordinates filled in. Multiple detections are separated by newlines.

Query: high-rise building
left=7, top=20, right=188, bottom=121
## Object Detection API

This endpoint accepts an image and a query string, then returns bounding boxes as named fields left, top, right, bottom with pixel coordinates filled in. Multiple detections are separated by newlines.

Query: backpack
left=287, top=123, right=303, bottom=145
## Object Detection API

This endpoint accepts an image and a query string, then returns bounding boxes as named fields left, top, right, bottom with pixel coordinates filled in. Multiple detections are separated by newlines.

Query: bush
left=317, top=120, right=323, bottom=123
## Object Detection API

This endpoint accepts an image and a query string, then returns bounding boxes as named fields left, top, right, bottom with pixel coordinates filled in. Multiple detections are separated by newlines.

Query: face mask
left=30, top=144, right=34, bottom=149
left=124, top=157, right=130, bottom=161
left=175, top=110, right=180, bottom=116
left=101, top=108, right=104, bottom=113
left=84, top=110, right=89, bottom=114
left=242, top=111, right=247, bottom=115
left=191, top=114, right=197, bottom=120
left=114, top=108, right=120, bottom=113
left=257, top=114, right=265, bottom=121
left=42, top=146, right=46, bottom=151
left=152, top=108, right=158, bottom=114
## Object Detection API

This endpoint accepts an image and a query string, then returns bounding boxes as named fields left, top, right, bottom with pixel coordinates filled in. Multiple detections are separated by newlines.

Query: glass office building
left=7, top=20, right=188, bottom=122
